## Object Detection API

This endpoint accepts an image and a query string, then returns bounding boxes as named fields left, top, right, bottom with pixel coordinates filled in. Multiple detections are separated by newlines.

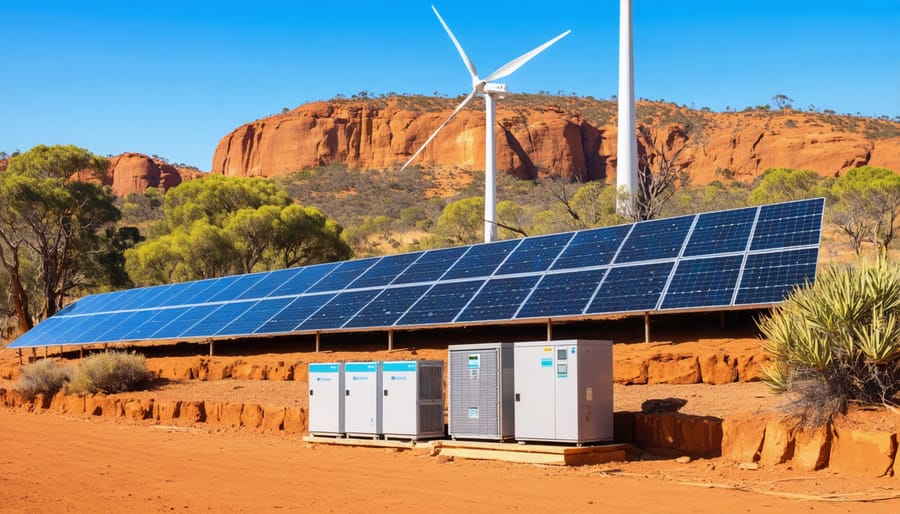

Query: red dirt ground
left=2, top=408, right=899, bottom=514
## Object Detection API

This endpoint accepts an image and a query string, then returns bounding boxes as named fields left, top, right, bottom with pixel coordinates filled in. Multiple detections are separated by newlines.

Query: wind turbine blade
left=401, top=90, right=477, bottom=171
left=431, top=5, right=479, bottom=82
left=483, top=30, right=571, bottom=83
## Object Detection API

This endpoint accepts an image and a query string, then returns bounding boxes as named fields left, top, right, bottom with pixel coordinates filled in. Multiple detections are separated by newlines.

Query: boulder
left=63, top=394, right=85, bottom=414
left=219, top=403, right=244, bottom=427
left=647, top=355, right=700, bottom=384
left=240, top=403, right=264, bottom=428
left=613, top=358, right=648, bottom=384
left=293, top=364, right=309, bottom=382
left=178, top=401, right=205, bottom=424
left=698, top=352, right=738, bottom=385
left=759, top=421, right=794, bottom=466
left=204, top=402, right=223, bottom=425
left=155, top=400, right=182, bottom=422
left=261, top=406, right=286, bottom=431
left=123, top=399, right=153, bottom=420
left=721, top=416, right=766, bottom=463
left=283, top=406, right=307, bottom=434
left=736, top=352, right=770, bottom=382
left=829, top=428, right=897, bottom=477
left=206, top=361, right=235, bottom=380
left=633, top=413, right=722, bottom=458
left=267, top=364, right=294, bottom=381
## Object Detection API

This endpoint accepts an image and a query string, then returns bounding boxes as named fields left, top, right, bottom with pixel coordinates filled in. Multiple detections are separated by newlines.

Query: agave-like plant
left=759, top=254, right=900, bottom=424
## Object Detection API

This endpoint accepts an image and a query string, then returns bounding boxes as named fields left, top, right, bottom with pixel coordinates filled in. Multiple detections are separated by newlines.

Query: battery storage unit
left=513, top=340, right=613, bottom=444
left=381, top=360, right=444, bottom=440
left=448, top=342, right=515, bottom=441
left=344, top=361, right=383, bottom=437
left=308, top=362, right=345, bottom=437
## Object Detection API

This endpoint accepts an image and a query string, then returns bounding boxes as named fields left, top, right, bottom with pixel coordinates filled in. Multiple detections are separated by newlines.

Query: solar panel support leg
left=315, top=332, right=321, bottom=353
left=644, top=312, right=650, bottom=344
left=209, top=339, right=214, bottom=357
left=546, top=319, right=553, bottom=341
left=79, top=347, right=83, bottom=359
left=17, top=349, right=22, bottom=365
left=388, top=330, right=394, bottom=351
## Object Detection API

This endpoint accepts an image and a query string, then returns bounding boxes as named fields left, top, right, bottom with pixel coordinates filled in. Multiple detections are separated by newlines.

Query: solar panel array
left=8, top=198, right=825, bottom=349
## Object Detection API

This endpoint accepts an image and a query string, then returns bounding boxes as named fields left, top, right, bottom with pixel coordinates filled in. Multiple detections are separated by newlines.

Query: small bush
left=15, top=358, right=72, bottom=400
left=760, top=256, right=900, bottom=426
left=66, top=351, right=152, bottom=394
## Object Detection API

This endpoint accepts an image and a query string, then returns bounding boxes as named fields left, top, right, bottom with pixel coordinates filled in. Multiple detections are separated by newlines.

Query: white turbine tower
left=617, top=0, right=638, bottom=217
left=402, top=5, right=570, bottom=243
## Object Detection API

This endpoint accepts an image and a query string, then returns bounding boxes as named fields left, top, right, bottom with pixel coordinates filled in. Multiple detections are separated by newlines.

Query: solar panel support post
left=208, top=339, right=214, bottom=357
left=546, top=319, right=553, bottom=341
left=644, top=312, right=650, bottom=344
left=315, top=332, right=321, bottom=353
left=387, top=329, right=394, bottom=351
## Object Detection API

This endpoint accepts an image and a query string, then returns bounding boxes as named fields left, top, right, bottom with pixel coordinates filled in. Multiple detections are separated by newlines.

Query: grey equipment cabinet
left=344, top=361, right=383, bottom=438
left=308, top=362, right=345, bottom=437
left=513, top=340, right=613, bottom=444
left=448, top=342, right=515, bottom=441
left=381, top=360, right=444, bottom=440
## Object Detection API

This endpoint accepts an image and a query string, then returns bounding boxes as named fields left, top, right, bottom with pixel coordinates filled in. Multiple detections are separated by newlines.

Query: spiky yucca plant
left=760, top=255, right=900, bottom=425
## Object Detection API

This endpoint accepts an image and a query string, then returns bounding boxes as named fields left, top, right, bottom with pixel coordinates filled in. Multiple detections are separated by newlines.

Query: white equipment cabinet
left=381, top=360, right=444, bottom=440
left=308, top=362, right=345, bottom=436
left=344, top=361, right=383, bottom=437
left=448, top=342, right=515, bottom=441
left=513, top=340, right=613, bottom=444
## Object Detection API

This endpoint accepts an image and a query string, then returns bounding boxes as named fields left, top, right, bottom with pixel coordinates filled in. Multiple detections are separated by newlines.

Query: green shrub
left=15, top=358, right=72, bottom=400
left=760, top=256, right=900, bottom=426
left=66, top=351, right=152, bottom=394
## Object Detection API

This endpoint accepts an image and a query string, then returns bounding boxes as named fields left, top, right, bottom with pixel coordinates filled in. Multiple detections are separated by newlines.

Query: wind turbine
left=402, top=5, right=570, bottom=243
left=617, top=0, right=638, bottom=217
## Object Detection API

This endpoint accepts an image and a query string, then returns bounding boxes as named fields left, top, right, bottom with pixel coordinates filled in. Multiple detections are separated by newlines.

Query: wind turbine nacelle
left=483, top=83, right=507, bottom=95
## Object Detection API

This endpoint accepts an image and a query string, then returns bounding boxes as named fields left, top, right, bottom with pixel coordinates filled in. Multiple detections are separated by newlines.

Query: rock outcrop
left=211, top=97, right=900, bottom=185
left=103, top=153, right=204, bottom=197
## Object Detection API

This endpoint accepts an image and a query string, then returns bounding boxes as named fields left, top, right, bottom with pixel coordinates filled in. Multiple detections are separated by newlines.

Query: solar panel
left=8, top=198, right=825, bottom=348
left=515, top=269, right=608, bottom=318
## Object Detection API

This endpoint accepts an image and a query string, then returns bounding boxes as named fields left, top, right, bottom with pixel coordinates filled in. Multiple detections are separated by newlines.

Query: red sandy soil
left=2, top=338, right=899, bottom=512
left=2, top=408, right=898, bottom=514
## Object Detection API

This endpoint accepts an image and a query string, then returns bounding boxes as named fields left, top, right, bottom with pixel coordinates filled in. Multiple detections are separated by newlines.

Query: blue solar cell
left=496, top=233, right=573, bottom=275
left=7, top=316, right=68, bottom=348
left=269, top=264, right=336, bottom=297
left=515, top=269, right=608, bottom=319
left=107, top=288, right=157, bottom=312
left=587, top=262, right=674, bottom=313
left=615, top=216, right=693, bottom=263
left=48, top=314, right=106, bottom=343
left=392, top=246, right=468, bottom=284
left=218, top=297, right=296, bottom=336
left=344, top=285, right=431, bottom=328
left=205, top=273, right=269, bottom=303
left=91, top=310, right=149, bottom=342
left=180, top=276, right=238, bottom=305
left=151, top=304, right=222, bottom=339
left=181, top=301, right=259, bottom=337
left=349, top=253, right=422, bottom=288
left=64, top=313, right=120, bottom=344
left=71, top=291, right=123, bottom=314
left=131, top=284, right=179, bottom=310
left=443, top=240, right=520, bottom=279
left=235, top=268, right=299, bottom=300
left=456, top=276, right=540, bottom=322
left=683, top=207, right=756, bottom=257
left=398, top=280, right=484, bottom=325
left=305, top=258, right=379, bottom=293
left=299, top=290, right=381, bottom=330
left=120, top=309, right=182, bottom=340
left=156, top=279, right=220, bottom=307
left=660, top=256, right=744, bottom=309
left=735, top=248, right=819, bottom=305
left=255, top=294, right=335, bottom=334
left=551, top=225, right=631, bottom=270
left=751, top=198, right=824, bottom=251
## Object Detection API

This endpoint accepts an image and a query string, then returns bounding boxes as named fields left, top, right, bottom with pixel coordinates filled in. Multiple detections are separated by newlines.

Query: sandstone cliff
left=103, top=153, right=203, bottom=197
left=211, top=96, right=900, bottom=186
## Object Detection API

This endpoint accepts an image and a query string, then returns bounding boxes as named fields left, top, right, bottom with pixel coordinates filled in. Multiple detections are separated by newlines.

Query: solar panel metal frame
left=8, top=198, right=825, bottom=348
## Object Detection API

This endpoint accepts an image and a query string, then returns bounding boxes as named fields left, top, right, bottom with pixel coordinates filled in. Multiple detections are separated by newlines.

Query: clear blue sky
left=1, top=0, right=897, bottom=170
